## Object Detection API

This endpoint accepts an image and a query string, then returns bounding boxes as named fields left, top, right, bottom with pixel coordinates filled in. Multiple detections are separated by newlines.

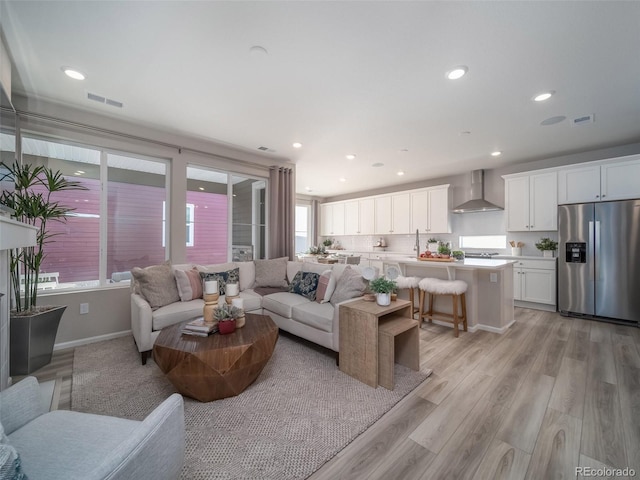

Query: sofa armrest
left=131, top=293, right=154, bottom=353
left=102, top=393, right=185, bottom=480
left=0, top=376, right=47, bottom=435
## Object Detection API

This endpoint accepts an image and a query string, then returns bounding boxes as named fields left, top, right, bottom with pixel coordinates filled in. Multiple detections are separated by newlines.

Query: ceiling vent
left=452, top=170, right=503, bottom=213
left=257, top=146, right=269, bottom=151
left=87, top=92, right=123, bottom=108
left=572, top=114, right=594, bottom=126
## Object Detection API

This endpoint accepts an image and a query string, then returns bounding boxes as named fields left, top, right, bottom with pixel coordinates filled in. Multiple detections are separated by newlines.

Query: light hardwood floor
left=24, top=308, right=639, bottom=479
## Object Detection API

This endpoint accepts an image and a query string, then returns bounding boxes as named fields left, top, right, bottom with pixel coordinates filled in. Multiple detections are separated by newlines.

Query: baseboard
left=514, top=300, right=557, bottom=312
left=429, top=319, right=515, bottom=335
left=54, top=330, right=131, bottom=351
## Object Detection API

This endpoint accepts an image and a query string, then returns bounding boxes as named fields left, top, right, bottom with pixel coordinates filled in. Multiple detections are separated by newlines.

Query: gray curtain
left=268, top=166, right=294, bottom=259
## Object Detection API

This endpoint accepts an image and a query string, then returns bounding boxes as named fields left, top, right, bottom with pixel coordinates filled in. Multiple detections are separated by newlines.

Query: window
left=232, top=175, right=266, bottom=261
left=162, top=202, right=195, bottom=247
left=20, top=135, right=168, bottom=289
left=295, top=204, right=311, bottom=254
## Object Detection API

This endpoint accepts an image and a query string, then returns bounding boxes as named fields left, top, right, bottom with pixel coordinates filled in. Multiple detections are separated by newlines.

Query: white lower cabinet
left=513, top=259, right=556, bottom=310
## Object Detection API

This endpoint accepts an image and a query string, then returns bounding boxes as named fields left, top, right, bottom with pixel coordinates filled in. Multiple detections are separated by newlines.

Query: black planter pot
left=10, top=305, right=66, bottom=375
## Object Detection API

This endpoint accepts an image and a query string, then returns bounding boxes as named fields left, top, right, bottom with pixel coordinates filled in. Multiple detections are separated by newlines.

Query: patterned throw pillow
left=288, top=271, right=320, bottom=300
left=174, top=268, right=203, bottom=301
left=200, top=268, right=240, bottom=295
left=315, top=270, right=336, bottom=304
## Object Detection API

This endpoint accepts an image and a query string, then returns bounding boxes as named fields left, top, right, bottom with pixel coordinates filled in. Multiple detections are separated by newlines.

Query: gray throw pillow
left=254, top=257, right=289, bottom=288
left=131, top=262, right=180, bottom=310
left=330, top=266, right=367, bottom=305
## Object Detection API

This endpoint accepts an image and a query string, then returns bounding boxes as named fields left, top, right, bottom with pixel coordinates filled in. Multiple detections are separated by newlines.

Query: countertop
left=385, top=256, right=516, bottom=270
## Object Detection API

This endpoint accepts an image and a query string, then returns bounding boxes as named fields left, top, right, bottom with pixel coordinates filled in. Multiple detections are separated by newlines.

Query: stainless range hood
left=452, top=169, right=503, bottom=213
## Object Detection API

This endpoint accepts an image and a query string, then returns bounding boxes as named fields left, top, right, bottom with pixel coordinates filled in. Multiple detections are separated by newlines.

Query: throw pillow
left=329, top=266, right=368, bottom=305
left=288, top=271, right=320, bottom=300
left=315, top=269, right=337, bottom=304
left=174, top=268, right=203, bottom=302
left=0, top=444, right=27, bottom=480
left=254, top=257, right=289, bottom=288
left=131, top=262, right=180, bottom=310
left=200, top=267, right=240, bottom=295
left=236, top=261, right=255, bottom=291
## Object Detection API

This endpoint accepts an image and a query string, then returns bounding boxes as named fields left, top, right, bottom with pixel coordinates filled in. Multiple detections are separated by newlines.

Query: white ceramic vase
left=543, top=250, right=554, bottom=258
left=511, top=247, right=522, bottom=256
left=376, top=292, right=391, bottom=306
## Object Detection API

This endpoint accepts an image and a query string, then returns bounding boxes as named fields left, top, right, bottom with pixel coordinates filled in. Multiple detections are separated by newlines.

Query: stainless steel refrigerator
left=558, top=199, right=640, bottom=326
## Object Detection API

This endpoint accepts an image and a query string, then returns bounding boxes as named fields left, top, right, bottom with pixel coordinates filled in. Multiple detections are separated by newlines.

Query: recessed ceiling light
left=339, top=178, right=346, bottom=182
left=62, top=67, right=86, bottom=80
left=491, top=151, right=502, bottom=157
left=74, top=170, right=85, bottom=175
left=446, top=65, right=468, bottom=80
left=533, top=91, right=555, bottom=102
left=292, top=142, right=302, bottom=149
left=372, top=163, right=384, bottom=168
left=397, top=171, right=405, bottom=176
left=305, top=186, right=313, bottom=192
left=198, top=187, right=205, bottom=191
left=346, top=154, right=356, bottom=160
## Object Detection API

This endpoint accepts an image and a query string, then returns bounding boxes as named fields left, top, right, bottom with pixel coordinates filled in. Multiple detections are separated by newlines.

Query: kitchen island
left=384, top=257, right=516, bottom=334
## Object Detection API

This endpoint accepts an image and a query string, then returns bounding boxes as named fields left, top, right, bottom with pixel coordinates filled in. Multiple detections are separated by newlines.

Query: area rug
left=72, top=333, right=431, bottom=479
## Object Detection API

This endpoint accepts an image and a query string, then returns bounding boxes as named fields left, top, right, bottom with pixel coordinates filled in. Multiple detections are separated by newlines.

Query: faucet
left=414, top=229, right=420, bottom=257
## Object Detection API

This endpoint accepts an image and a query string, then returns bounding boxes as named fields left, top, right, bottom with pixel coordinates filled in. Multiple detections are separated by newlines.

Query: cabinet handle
left=530, top=225, right=534, bottom=228
left=595, top=195, right=600, bottom=198
left=602, top=194, right=606, bottom=198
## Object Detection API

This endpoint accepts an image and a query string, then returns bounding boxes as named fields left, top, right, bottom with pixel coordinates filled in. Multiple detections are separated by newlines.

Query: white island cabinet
left=384, top=257, right=516, bottom=334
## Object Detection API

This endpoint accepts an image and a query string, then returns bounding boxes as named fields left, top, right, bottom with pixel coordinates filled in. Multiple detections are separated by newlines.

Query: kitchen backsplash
left=320, top=210, right=558, bottom=257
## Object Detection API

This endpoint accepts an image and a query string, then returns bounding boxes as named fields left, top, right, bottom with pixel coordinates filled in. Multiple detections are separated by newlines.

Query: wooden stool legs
left=418, top=290, right=467, bottom=337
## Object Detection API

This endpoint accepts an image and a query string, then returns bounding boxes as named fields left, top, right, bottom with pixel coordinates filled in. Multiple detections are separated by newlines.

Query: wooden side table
left=339, top=299, right=419, bottom=389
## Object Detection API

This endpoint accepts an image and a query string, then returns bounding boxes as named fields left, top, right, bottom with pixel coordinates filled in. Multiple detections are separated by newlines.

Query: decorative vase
left=235, top=315, right=246, bottom=328
left=218, top=320, right=236, bottom=335
left=543, top=250, right=554, bottom=258
left=376, top=292, right=391, bottom=306
left=428, top=242, right=438, bottom=253
left=390, top=293, right=397, bottom=302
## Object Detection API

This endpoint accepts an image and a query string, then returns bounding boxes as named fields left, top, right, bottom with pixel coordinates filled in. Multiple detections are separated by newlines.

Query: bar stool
left=418, top=278, right=468, bottom=337
left=395, top=275, right=421, bottom=318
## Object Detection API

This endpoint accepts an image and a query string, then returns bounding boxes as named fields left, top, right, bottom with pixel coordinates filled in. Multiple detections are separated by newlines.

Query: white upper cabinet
left=343, top=198, right=376, bottom=235
left=411, top=185, right=450, bottom=234
left=558, top=155, right=640, bottom=204
left=320, top=202, right=345, bottom=236
left=375, top=193, right=410, bottom=234
left=504, top=171, right=557, bottom=231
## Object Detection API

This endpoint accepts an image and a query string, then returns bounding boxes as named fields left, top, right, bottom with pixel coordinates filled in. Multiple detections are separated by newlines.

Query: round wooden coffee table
left=153, top=313, right=278, bottom=402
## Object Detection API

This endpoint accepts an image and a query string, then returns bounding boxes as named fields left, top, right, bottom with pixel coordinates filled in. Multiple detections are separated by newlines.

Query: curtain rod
left=15, top=109, right=276, bottom=171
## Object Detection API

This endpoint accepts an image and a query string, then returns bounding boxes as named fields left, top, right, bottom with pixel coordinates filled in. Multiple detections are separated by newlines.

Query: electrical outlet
left=490, top=273, right=498, bottom=283
left=80, top=303, right=89, bottom=314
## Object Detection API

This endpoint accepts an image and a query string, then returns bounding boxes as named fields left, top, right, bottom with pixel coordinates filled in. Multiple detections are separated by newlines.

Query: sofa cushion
left=287, top=261, right=303, bottom=283
left=152, top=299, right=204, bottom=330
left=174, top=268, right=203, bottom=302
left=237, top=261, right=255, bottom=291
left=131, top=262, right=180, bottom=310
left=262, top=292, right=310, bottom=318
left=239, top=290, right=262, bottom=312
left=8, top=410, right=139, bottom=480
left=255, top=257, right=289, bottom=288
left=316, top=270, right=336, bottom=304
left=302, top=262, right=331, bottom=275
left=200, top=267, right=240, bottom=295
left=330, top=266, right=367, bottom=305
left=288, top=271, right=320, bottom=300
left=197, top=262, right=236, bottom=273
left=291, top=302, right=334, bottom=333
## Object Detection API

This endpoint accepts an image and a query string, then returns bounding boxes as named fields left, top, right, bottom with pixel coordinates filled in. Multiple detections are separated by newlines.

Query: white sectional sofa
left=131, top=259, right=368, bottom=364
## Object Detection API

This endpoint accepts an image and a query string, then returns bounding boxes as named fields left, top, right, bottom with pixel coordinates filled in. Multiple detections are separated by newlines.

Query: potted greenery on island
left=0, top=161, right=86, bottom=374
left=369, top=277, right=397, bottom=306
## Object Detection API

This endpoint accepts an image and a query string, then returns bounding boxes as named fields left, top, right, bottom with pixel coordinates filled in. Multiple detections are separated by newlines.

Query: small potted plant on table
left=214, top=303, right=243, bottom=334
left=535, top=237, right=558, bottom=258
left=369, top=277, right=397, bottom=306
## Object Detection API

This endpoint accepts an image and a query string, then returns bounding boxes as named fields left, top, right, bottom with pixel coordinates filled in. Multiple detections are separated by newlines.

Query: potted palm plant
left=0, top=161, right=86, bottom=374
left=369, top=277, right=397, bottom=306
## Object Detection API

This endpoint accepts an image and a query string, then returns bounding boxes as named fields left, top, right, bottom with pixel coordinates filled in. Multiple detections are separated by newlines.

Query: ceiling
left=2, top=1, right=640, bottom=198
